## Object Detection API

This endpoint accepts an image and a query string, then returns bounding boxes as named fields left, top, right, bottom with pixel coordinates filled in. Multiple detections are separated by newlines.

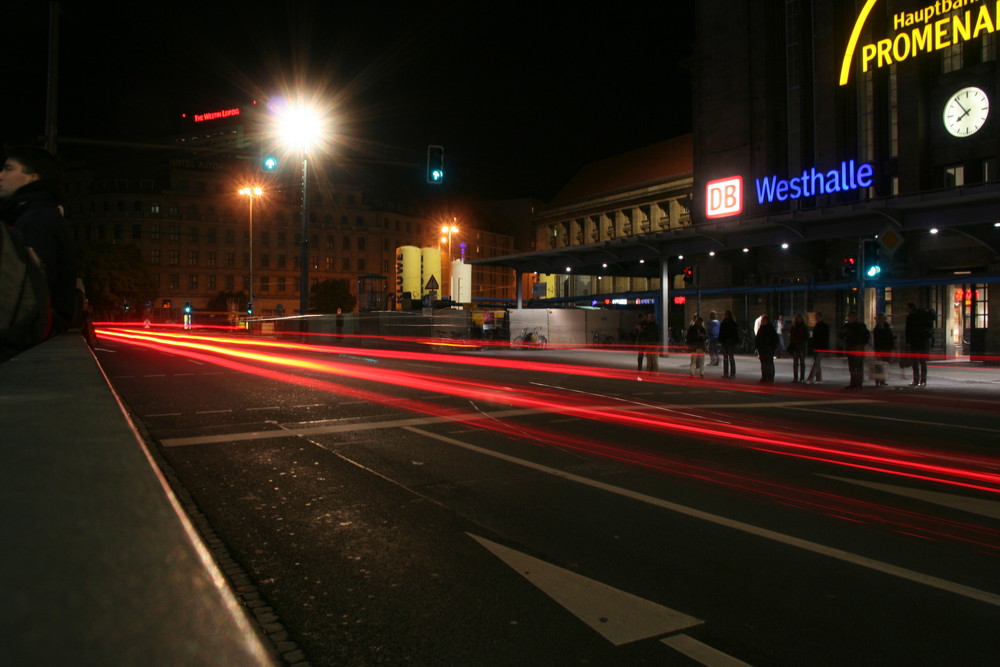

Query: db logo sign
left=706, top=176, right=743, bottom=219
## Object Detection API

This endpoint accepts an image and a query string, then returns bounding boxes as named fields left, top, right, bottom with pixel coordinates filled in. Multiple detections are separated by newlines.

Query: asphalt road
left=94, top=332, right=1000, bottom=666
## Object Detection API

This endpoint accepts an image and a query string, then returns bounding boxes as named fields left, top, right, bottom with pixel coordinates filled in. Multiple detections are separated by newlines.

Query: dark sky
left=5, top=1, right=693, bottom=200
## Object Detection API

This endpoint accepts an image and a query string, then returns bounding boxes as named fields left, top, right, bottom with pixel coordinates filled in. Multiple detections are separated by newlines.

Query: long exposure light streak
left=98, top=327, right=1000, bottom=551
left=97, top=328, right=1000, bottom=496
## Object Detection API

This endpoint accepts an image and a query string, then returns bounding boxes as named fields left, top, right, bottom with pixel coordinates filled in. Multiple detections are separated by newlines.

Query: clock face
left=943, top=86, right=990, bottom=137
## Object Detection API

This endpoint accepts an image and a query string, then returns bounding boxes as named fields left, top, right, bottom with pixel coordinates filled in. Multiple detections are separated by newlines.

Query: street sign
left=425, top=276, right=439, bottom=291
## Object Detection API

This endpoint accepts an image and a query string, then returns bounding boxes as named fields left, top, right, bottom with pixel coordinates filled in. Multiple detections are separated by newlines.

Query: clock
left=943, top=86, right=990, bottom=137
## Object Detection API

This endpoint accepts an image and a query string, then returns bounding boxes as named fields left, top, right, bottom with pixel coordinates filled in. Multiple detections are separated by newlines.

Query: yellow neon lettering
left=893, top=32, right=912, bottom=60
left=877, top=38, right=893, bottom=67
left=861, top=43, right=878, bottom=72
left=912, top=23, right=934, bottom=52
left=973, top=4, right=995, bottom=35
left=935, top=16, right=951, bottom=48
left=953, top=10, right=972, bottom=40
left=840, top=0, right=880, bottom=85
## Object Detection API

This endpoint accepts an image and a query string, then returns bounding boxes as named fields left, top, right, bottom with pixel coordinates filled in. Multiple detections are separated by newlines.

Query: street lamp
left=275, top=101, right=330, bottom=315
left=440, top=222, right=459, bottom=299
left=238, top=186, right=263, bottom=316
left=441, top=223, right=459, bottom=261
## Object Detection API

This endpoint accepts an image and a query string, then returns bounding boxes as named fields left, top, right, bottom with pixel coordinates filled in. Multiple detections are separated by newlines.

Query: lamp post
left=441, top=222, right=458, bottom=299
left=275, top=102, right=328, bottom=315
left=238, top=186, right=263, bottom=315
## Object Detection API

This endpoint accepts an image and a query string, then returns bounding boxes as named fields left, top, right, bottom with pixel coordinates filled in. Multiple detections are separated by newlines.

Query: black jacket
left=2, top=182, right=78, bottom=329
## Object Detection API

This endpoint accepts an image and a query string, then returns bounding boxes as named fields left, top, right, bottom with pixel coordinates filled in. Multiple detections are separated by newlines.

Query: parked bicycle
left=512, top=327, right=548, bottom=350
left=591, top=329, right=616, bottom=346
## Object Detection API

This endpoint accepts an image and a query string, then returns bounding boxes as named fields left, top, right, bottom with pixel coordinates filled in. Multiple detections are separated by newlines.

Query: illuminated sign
left=193, top=107, right=241, bottom=122
left=705, top=176, right=743, bottom=219
left=755, top=160, right=873, bottom=204
left=840, top=0, right=1000, bottom=85
left=673, top=296, right=687, bottom=305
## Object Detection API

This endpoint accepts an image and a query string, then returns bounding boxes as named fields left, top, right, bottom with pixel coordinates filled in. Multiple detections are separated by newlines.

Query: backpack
left=0, top=224, right=53, bottom=359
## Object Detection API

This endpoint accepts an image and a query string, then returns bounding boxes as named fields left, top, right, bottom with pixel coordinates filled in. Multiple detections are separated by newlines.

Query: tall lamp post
left=238, top=186, right=263, bottom=315
left=276, top=103, right=328, bottom=315
left=441, top=223, right=459, bottom=299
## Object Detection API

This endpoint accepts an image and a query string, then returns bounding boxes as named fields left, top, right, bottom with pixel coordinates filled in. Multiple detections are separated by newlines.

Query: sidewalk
left=484, top=346, right=1000, bottom=399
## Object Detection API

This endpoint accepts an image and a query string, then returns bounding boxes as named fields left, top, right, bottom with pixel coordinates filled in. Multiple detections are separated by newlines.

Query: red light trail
left=96, top=327, right=1000, bottom=549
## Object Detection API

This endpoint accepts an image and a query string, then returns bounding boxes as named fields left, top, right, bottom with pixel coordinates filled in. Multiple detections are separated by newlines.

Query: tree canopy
left=310, top=279, right=356, bottom=314
left=80, top=242, right=156, bottom=318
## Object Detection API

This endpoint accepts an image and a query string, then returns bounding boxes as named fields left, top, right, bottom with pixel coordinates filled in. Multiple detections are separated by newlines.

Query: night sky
left=5, top=1, right=694, bottom=200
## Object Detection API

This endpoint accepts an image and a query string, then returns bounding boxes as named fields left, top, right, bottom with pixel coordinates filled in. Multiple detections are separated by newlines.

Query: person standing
left=905, top=302, right=932, bottom=387
left=634, top=313, right=648, bottom=372
left=774, top=314, right=786, bottom=358
left=806, top=312, right=829, bottom=384
left=840, top=311, right=870, bottom=389
left=686, top=315, right=707, bottom=377
left=706, top=311, right=721, bottom=366
left=755, top=314, right=778, bottom=382
left=872, top=313, right=895, bottom=387
left=719, top=310, right=739, bottom=379
left=0, top=146, right=78, bottom=335
left=644, top=313, right=660, bottom=373
left=787, top=313, right=808, bottom=383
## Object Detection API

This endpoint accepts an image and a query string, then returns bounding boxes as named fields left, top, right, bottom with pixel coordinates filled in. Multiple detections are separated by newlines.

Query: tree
left=80, top=241, right=156, bottom=319
left=310, top=279, right=356, bottom=314
left=205, top=290, right=249, bottom=313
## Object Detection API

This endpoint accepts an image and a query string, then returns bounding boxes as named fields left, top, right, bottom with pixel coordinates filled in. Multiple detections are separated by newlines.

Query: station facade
left=482, top=0, right=1000, bottom=357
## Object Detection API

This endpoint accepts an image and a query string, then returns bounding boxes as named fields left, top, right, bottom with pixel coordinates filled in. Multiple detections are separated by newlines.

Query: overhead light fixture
left=930, top=228, right=939, bottom=234
left=781, top=243, right=789, bottom=249
left=708, top=251, right=716, bottom=257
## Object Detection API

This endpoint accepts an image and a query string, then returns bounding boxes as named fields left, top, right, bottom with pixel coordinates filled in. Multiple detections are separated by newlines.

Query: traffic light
left=864, top=242, right=881, bottom=278
left=262, top=154, right=279, bottom=172
left=184, top=301, right=192, bottom=314
left=426, top=145, right=444, bottom=184
left=683, top=266, right=694, bottom=285
left=842, top=256, right=857, bottom=278
left=246, top=301, right=254, bottom=315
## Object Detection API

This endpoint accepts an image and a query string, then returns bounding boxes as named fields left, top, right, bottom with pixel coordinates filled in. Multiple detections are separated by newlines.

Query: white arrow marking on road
left=468, top=533, right=703, bottom=646
left=824, top=475, right=1000, bottom=520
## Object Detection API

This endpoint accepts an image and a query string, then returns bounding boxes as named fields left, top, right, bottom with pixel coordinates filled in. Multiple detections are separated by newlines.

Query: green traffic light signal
left=262, top=155, right=278, bottom=172
left=426, top=145, right=444, bottom=184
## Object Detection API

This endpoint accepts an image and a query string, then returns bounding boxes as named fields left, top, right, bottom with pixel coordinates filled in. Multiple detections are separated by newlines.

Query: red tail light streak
left=97, top=327, right=1000, bottom=547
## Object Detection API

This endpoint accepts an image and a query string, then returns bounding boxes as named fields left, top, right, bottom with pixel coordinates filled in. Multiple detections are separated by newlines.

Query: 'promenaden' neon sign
left=840, top=0, right=1000, bottom=85
left=755, top=160, right=874, bottom=203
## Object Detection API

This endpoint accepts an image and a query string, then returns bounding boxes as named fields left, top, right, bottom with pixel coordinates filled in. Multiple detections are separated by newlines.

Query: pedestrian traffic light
left=426, top=145, right=444, bottom=184
left=842, top=256, right=857, bottom=278
left=683, top=266, right=694, bottom=285
left=184, top=301, right=192, bottom=314
left=864, top=244, right=881, bottom=278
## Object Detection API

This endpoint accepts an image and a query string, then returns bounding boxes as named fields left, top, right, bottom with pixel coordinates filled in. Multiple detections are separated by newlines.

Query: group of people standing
left=750, top=305, right=934, bottom=388
left=634, top=305, right=934, bottom=388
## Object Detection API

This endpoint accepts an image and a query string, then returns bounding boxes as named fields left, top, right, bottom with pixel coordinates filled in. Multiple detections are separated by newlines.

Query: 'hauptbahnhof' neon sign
left=840, top=0, right=1000, bottom=85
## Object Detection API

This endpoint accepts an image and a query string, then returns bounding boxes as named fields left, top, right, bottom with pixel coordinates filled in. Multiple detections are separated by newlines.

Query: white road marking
left=824, top=475, right=1000, bottom=520
left=406, top=427, right=1000, bottom=608
left=787, top=405, right=1000, bottom=433
left=247, top=406, right=281, bottom=412
left=147, top=413, right=182, bottom=418
left=159, top=408, right=547, bottom=447
left=662, top=634, right=752, bottom=666
left=468, top=534, right=702, bottom=646
left=195, top=409, right=232, bottom=415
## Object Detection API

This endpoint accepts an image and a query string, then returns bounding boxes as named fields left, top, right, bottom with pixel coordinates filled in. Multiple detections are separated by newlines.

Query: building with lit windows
left=64, top=106, right=515, bottom=318
left=483, top=1, right=1000, bottom=357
